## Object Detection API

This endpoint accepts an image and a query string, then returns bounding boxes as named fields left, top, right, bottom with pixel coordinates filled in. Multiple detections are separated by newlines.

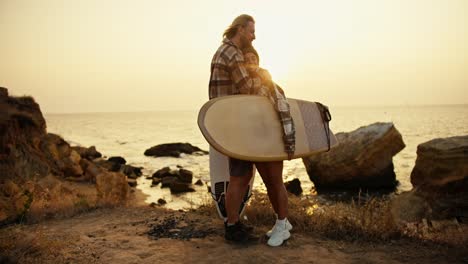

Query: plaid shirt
left=209, top=38, right=262, bottom=98
left=209, top=38, right=295, bottom=155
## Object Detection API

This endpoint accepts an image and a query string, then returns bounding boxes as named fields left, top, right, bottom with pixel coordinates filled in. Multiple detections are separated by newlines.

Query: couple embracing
left=209, top=14, right=295, bottom=247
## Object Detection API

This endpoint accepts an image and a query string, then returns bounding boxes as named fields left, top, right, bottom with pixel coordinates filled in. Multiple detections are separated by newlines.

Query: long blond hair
left=223, top=14, right=255, bottom=39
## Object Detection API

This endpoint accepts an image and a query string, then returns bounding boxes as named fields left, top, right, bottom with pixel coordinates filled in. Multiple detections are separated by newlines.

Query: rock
left=144, top=143, right=208, bottom=158
left=398, top=135, right=468, bottom=221
left=120, top=164, right=143, bottom=179
left=62, top=150, right=83, bottom=176
left=157, top=198, right=167, bottom=205
left=80, top=159, right=102, bottom=181
left=178, top=169, right=193, bottom=183
left=152, top=167, right=179, bottom=179
left=170, top=182, right=195, bottom=194
left=108, top=156, right=126, bottom=165
left=95, top=159, right=121, bottom=172
left=71, top=146, right=102, bottom=160
left=391, top=190, right=432, bottom=223
left=161, top=177, right=178, bottom=188
left=2, top=180, right=20, bottom=197
left=0, top=87, right=8, bottom=98
left=127, top=178, right=137, bottom=187
left=95, top=172, right=129, bottom=205
left=303, top=122, right=405, bottom=190
left=285, top=178, right=303, bottom=196
left=411, top=136, right=468, bottom=187
left=195, top=179, right=203, bottom=186
left=151, top=178, right=162, bottom=186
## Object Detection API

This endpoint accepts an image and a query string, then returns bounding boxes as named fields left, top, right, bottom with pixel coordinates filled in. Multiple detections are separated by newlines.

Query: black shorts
left=229, top=157, right=254, bottom=177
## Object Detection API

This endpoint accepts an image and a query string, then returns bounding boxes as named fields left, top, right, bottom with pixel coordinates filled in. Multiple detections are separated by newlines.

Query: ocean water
left=44, top=105, right=468, bottom=209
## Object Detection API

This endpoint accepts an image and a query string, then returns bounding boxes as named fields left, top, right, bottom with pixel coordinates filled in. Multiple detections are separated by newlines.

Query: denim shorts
left=228, top=157, right=254, bottom=177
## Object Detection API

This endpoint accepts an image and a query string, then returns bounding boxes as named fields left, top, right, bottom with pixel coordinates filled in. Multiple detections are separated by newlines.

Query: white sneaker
left=266, top=218, right=292, bottom=237
left=267, top=219, right=291, bottom=247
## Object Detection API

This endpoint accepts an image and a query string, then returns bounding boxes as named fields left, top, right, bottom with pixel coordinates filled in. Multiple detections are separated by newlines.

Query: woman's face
left=244, top=52, right=259, bottom=66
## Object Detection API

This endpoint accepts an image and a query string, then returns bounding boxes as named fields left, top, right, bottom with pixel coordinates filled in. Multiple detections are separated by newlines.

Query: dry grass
left=195, top=191, right=468, bottom=248
left=0, top=227, right=66, bottom=264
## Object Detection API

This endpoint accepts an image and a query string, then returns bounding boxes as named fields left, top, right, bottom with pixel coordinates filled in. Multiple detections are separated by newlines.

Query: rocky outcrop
left=303, top=122, right=405, bottom=190
left=392, top=136, right=468, bottom=223
left=71, top=145, right=102, bottom=160
left=0, top=88, right=49, bottom=179
left=150, top=166, right=195, bottom=193
left=411, top=136, right=468, bottom=187
left=95, top=171, right=129, bottom=205
left=144, top=143, right=208, bottom=158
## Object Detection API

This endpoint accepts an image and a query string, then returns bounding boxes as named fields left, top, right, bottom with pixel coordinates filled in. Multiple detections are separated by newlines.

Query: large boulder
left=144, top=143, right=208, bottom=158
left=303, top=122, right=405, bottom=190
left=392, top=136, right=468, bottom=222
left=95, top=171, right=129, bottom=205
left=411, top=136, right=468, bottom=187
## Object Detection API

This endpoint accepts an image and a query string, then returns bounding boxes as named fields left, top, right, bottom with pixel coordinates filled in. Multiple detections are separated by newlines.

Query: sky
left=1, top=0, right=467, bottom=113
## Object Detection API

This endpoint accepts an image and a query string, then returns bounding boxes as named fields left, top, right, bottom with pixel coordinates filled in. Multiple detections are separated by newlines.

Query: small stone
left=195, top=179, right=203, bottom=186
left=157, top=198, right=167, bottom=205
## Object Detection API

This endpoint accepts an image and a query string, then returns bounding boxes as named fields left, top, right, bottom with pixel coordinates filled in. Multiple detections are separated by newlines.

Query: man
left=209, top=14, right=294, bottom=246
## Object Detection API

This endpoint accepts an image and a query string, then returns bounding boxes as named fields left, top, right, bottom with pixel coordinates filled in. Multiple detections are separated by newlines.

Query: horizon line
left=43, top=102, right=468, bottom=115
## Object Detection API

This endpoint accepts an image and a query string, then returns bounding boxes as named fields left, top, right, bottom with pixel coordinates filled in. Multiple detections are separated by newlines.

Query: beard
left=239, top=34, right=251, bottom=49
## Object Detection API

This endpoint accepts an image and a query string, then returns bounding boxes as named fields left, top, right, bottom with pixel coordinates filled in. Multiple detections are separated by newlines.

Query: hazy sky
left=1, top=0, right=467, bottom=113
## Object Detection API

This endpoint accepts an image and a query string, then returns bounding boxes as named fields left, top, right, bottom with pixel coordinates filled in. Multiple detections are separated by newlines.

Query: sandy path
left=1, top=206, right=466, bottom=264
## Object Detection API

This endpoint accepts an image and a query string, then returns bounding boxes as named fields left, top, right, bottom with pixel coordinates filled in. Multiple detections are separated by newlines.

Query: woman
left=241, top=45, right=294, bottom=247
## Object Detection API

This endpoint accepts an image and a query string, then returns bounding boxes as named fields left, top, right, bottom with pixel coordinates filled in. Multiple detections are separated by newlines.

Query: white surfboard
left=209, top=146, right=255, bottom=220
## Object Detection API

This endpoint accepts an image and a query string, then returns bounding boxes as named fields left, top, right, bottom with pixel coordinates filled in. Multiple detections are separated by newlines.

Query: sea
left=44, top=105, right=468, bottom=209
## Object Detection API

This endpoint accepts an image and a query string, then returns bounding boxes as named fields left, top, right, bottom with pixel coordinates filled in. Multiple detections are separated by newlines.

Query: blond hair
left=223, top=14, right=255, bottom=39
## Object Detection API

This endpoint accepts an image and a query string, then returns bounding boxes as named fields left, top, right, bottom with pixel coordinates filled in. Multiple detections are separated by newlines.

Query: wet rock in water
left=285, top=178, right=303, bottom=196
left=144, top=143, right=208, bottom=158
left=151, top=178, right=162, bottom=186
left=71, top=146, right=102, bottom=160
left=152, top=167, right=178, bottom=178
left=108, top=156, right=126, bottom=165
left=178, top=169, right=193, bottom=183
left=170, top=182, right=195, bottom=194
left=161, top=177, right=178, bottom=188
left=195, top=179, right=203, bottom=186
left=303, top=122, right=405, bottom=190
left=157, top=198, right=167, bottom=205
left=392, top=135, right=468, bottom=222
left=127, top=178, right=137, bottom=187
left=120, top=164, right=143, bottom=179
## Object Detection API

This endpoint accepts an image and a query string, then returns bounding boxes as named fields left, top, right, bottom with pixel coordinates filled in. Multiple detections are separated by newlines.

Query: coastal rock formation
left=0, top=87, right=49, bottom=179
left=150, top=166, right=196, bottom=193
left=392, top=136, right=468, bottom=223
left=411, top=136, right=468, bottom=187
left=71, top=145, right=102, bottom=160
left=144, top=143, right=208, bottom=158
left=0, top=87, right=134, bottom=224
left=303, top=122, right=405, bottom=190
left=95, top=171, right=129, bottom=205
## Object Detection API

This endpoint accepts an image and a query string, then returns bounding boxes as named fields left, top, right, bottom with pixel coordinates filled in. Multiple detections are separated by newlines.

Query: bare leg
left=256, top=161, right=288, bottom=219
left=225, top=173, right=253, bottom=223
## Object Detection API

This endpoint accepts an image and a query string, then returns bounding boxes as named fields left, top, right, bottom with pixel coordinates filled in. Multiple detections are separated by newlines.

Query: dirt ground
left=1, top=204, right=467, bottom=264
